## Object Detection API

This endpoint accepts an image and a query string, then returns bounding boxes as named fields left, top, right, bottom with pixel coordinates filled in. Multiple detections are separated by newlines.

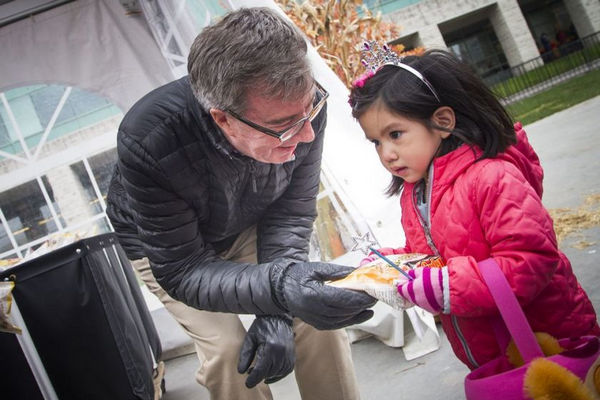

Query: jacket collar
left=431, top=144, right=479, bottom=189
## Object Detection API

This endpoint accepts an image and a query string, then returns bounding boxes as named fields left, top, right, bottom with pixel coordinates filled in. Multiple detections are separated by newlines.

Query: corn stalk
left=275, top=0, right=424, bottom=88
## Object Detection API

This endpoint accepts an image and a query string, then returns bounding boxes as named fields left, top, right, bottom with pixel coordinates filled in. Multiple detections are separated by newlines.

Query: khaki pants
left=131, top=227, right=361, bottom=400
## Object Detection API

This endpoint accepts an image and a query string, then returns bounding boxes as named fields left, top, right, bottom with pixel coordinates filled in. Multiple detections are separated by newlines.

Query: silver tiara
left=359, top=41, right=440, bottom=102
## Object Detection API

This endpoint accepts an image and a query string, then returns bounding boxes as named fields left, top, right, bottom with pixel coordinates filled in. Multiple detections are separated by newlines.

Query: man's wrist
left=256, top=314, right=293, bottom=325
left=269, top=263, right=292, bottom=312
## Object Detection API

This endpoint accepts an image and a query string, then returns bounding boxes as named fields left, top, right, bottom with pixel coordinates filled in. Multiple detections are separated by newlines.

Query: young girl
left=348, top=44, right=600, bottom=370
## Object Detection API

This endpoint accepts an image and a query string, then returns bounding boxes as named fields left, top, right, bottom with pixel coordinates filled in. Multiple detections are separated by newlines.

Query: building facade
left=367, top=0, right=600, bottom=84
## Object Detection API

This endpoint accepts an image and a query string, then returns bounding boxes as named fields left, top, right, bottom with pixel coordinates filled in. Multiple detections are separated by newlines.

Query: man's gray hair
left=188, top=7, right=313, bottom=113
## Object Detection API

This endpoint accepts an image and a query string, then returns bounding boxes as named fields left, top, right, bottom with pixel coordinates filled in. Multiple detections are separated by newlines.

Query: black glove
left=237, top=315, right=295, bottom=388
left=271, top=262, right=377, bottom=330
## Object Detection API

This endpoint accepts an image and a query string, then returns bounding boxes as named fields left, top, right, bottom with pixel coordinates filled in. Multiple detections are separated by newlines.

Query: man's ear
left=210, top=108, right=231, bottom=132
left=432, top=106, right=455, bottom=139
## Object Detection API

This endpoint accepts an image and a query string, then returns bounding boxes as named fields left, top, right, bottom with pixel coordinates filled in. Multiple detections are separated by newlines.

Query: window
left=0, top=84, right=121, bottom=160
left=0, top=179, right=62, bottom=248
left=88, top=149, right=118, bottom=197
left=0, top=84, right=121, bottom=261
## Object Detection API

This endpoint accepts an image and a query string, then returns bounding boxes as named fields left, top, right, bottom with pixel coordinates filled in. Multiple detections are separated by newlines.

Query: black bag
left=0, top=233, right=161, bottom=400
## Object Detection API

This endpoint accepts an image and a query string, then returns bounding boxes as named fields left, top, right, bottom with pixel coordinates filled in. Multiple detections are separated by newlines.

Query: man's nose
left=292, top=120, right=315, bottom=144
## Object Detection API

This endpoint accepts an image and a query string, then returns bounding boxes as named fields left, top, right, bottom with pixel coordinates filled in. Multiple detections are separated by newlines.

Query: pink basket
left=464, top=259, right=600, bottom=400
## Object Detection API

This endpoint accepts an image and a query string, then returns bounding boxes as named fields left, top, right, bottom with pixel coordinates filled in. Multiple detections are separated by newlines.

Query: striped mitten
left=397, top=267, right=449, bottom=314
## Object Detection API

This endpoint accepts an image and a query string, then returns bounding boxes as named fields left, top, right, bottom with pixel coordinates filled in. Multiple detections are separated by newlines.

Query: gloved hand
left=237, top=315, right=295, bottom=388
left=271, top=262, right=377, bottom=330
left=397, top=267, right=449, bottom=314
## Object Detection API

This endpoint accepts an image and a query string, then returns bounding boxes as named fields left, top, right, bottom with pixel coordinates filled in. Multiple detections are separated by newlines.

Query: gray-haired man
left=107, top=7, right=375, bottom=399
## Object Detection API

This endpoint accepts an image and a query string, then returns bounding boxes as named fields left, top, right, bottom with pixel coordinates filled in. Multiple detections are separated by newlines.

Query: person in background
left=540, top=33, right=554, bottom=61
left=349, top=44, right=599, bottom=371
left=107, top=7, right=375, bottom=400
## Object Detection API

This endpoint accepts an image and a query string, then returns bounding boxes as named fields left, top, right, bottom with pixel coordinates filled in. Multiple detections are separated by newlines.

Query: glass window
left=41, top=163, right=102, bottom=229
left=29, top=85, right=65, bottom=128
left=88, top=149, right=118, bottom=197
left=69, top=161, right=104, bottom=215
left=0, top=83, right=123, bottom=255
left=446, top=20, right=510, bottom=86
left=362, top=0, right=422, bottom=14
left=0, top=84, right=122, bottom=160
left=75, top=216, right=112, bottom=238
left=0, top=217, right=13, bottom=254
left=0, top=111, right=11, bottom=148
left=0, top=179, right=61, bottom=247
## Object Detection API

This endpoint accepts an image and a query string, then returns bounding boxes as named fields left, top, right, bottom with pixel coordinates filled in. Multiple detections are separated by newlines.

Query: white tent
left=1, top=1, right=436, bottom=365
left=0, top=0, right=404, bottom=259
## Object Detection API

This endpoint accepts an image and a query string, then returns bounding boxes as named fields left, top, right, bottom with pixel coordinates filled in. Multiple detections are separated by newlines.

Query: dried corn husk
left=275, top=0, right=424, bottom=88
left=549, top=193, right=600, bottom=247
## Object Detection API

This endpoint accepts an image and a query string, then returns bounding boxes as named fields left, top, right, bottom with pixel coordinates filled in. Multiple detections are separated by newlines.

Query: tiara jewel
left=360, top=41, right=403, bottom=72
left=354, top=40, right=441, bottom=103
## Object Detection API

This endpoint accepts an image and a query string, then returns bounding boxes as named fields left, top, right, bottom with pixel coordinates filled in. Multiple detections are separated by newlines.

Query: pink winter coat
left=380, top=123, right=599, bottom=369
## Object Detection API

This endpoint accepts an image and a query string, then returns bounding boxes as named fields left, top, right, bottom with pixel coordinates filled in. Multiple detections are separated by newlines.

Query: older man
left=107, top=7, right=375, bottom=400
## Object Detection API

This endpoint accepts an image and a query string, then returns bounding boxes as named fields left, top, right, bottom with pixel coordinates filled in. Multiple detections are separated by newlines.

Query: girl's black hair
left=349, top=49, right=516, bottom=196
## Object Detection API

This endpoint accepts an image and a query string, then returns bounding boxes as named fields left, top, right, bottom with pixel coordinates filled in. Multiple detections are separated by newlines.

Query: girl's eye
left=370, top=139, right=380, bottom=146
left=390, top=131, right=403, bottom=139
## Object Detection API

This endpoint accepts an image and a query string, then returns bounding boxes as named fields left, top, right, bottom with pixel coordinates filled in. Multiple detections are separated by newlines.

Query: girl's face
left=358, top=102, right=451, bottom=183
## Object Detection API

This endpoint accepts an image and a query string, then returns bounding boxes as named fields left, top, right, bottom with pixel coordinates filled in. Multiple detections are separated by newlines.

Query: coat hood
left=432, top=122, right=544, bottom=199
left=498, top=122, right=544, bottom=198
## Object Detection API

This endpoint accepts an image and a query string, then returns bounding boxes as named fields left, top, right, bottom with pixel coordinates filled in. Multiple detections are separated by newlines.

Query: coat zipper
left=412, top=165, right=479, bottom=369
left=248, top=160, right=257, bottom=193
left=451, top=315, right=479, bottom=369
left=411, top=167, right=439, bottom=257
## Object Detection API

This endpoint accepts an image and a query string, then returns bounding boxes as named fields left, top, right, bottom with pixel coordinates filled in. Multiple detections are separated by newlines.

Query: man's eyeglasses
left=226, top=82, right=329, bottom=142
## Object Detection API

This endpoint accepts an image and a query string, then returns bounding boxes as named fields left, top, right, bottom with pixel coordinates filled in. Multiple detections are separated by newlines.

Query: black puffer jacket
left=107, top=76, right=326, bottom=315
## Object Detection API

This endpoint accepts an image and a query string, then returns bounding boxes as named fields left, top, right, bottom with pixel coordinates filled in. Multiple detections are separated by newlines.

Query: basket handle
left=478, top=258, right=544, bottom=363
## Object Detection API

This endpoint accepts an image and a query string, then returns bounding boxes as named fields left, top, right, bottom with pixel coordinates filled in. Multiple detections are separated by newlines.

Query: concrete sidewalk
left=158, top=96, right=600, bottom=400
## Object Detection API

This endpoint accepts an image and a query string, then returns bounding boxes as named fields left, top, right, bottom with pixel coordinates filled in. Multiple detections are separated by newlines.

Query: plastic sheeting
left=0, top=0, right=173, bottom=112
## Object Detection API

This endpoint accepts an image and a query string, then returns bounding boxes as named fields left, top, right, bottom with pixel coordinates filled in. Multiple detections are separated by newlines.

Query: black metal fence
left=485, top=31, right=600, bottom=104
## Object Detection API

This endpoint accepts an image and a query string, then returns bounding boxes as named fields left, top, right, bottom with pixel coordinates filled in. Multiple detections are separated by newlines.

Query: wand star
left=351, top=232, right=378, bottom=255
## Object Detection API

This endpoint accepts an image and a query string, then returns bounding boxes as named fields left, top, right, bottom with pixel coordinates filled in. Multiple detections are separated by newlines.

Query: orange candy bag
left=328, top=253, right=443, bottom=310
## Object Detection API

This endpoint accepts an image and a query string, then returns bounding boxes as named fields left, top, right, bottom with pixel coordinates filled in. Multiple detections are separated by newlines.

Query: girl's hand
left=358, top=254, right=377, bottom=266
left=358, top=247, right=403, bottom=267
left=397, top=267, right=449, bottom=314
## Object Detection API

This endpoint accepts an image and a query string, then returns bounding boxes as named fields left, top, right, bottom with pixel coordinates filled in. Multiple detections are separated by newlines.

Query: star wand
left=351, top=232, right=413, bottom=280
left=368, top=247, right=413, bottom=280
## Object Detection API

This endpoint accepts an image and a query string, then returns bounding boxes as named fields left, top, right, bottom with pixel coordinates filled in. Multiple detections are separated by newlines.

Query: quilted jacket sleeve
left=448, top=160, right=560, bottom=317
left=117, top=130, right=287, bottom=316
left=256, top=105, right=327, bottom=264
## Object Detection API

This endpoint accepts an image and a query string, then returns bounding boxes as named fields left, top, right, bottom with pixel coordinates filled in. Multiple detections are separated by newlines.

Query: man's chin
left=270, top=154, right=296, bottom=164
left=271, top=148, right=296, bottom=164
left=255, top=152, right=295, bottom=164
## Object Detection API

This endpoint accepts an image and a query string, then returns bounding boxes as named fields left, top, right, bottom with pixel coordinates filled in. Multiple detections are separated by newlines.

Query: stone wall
left=384, top=0, right=560, bottom=67
left=565, top=0, right=600, bottom=38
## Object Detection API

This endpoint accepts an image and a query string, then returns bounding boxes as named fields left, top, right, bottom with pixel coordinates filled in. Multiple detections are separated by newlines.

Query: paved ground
left=159, top=96, right=600, bottom=400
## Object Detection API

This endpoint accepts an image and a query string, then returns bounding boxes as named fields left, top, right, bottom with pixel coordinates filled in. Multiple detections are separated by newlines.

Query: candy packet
left=328, top=253, right=443, bottom=310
